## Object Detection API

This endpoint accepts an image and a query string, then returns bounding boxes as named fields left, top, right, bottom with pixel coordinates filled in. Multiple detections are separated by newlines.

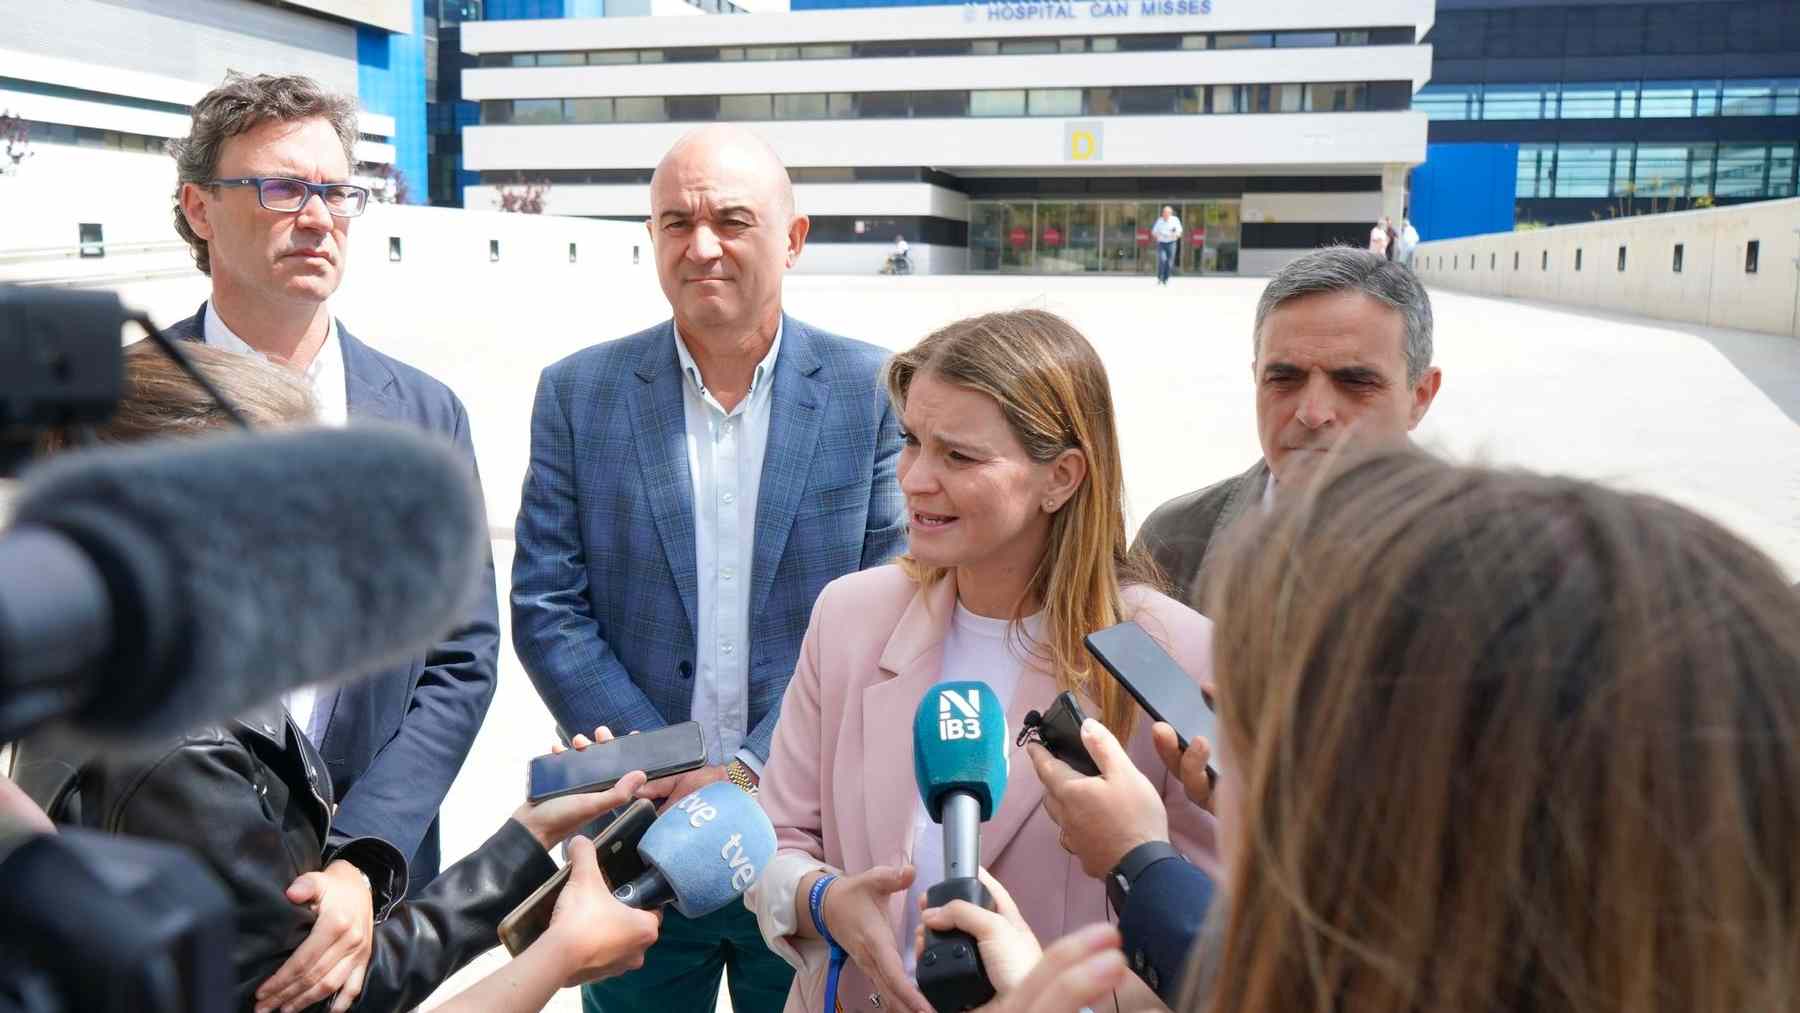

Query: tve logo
left=674, top=792, right=718, bottom=829
left=938, top=688, right=982, bottom=740
left=720, top=833, right=759, bottom=891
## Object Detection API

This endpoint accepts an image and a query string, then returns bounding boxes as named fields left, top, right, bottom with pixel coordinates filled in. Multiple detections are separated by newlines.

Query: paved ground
left=109, top=271, right=1800, bottom=1011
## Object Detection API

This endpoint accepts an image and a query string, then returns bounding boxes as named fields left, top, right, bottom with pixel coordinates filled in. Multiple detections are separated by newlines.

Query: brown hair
left=883, top=309, right=1156, bottom=739
left=41, top=343, right=316, bottom=452
left=171, top=72, right=359, bottom=275
left=1194, top=450, right=1800, bottom=1013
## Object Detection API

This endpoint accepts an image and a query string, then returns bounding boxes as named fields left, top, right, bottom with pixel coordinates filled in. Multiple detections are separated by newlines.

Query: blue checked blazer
left=511, top=314, right=905, bottom=763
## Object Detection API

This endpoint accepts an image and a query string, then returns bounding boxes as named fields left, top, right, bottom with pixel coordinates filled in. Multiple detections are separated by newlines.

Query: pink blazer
left=747, top=564, right=1218, bottom=1013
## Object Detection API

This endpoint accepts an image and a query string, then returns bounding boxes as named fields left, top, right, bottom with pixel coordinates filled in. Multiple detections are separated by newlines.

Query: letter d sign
left=1064, top=122, right=1103, bottom=163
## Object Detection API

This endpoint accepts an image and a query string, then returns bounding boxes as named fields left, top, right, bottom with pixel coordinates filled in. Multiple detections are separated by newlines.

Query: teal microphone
left=912, top=681, right=1009, bottom=1011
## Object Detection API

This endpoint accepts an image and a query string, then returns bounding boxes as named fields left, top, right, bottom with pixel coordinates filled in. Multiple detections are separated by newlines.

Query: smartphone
left=497, top=798, right=657, bottom=956
left=526, top=721, right=706, bottom=803
left=1084, top=621, right=1220, bottom=770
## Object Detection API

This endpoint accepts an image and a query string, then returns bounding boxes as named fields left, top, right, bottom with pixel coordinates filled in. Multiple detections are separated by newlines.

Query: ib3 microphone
left=611, top=781, right=776, bottom=919
left=912, top=680, right=1010, bottom=1012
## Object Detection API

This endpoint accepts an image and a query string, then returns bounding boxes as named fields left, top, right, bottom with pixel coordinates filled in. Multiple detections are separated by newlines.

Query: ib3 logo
left=937, top=688, right=983, bottom=740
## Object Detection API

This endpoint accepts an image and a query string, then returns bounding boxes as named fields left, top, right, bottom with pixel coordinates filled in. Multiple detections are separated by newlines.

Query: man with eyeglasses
left=159, top=72, right=500, bottom=1013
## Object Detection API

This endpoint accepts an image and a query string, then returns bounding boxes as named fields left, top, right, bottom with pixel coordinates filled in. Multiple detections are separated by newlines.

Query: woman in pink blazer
left=746, top=309, right=1218, bottom=1013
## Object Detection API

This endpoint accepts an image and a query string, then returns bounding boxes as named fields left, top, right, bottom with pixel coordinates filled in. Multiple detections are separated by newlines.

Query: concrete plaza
left=111, top=270, right=1800, bottom=1011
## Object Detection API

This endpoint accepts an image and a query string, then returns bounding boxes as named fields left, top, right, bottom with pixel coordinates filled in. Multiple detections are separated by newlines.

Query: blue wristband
left=808, top=873, right=846, bottom=1013
left=808, top=873, right=839, bottom=944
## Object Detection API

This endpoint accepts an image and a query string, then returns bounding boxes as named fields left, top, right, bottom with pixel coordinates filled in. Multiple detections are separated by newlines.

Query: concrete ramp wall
left=1413, top=197, right=1800, bottom=338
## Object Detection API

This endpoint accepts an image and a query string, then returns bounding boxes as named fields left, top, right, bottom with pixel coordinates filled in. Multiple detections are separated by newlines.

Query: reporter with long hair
left=932, top=450, right=1800, bottom=1013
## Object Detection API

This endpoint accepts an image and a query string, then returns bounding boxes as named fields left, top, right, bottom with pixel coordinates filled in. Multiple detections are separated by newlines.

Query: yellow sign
left=1064, top=121, right=1103, bottom=162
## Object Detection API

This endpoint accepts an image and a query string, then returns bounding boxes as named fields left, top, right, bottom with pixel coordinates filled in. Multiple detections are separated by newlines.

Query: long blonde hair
left=883, top=309, right=1154, bottom=738
left=1194, top=450, right=1800, bottom=1013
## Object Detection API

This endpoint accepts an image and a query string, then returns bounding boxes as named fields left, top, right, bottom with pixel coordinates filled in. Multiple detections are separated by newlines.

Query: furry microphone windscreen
left=10, top=423, right=487, bottom=742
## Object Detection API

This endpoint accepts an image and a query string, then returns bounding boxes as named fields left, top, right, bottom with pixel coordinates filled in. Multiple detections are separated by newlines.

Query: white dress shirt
left=203, top=302, right=347, bottom=743
left=674, top=322, right=783, bottom=774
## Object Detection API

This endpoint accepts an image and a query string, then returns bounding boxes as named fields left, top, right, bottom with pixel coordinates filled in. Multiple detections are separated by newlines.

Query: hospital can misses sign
left=966, top=0, right=1211, bottom=21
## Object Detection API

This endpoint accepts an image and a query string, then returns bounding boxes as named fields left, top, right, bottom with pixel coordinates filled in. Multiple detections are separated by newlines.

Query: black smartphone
left=496, top=799, right=656, bottom=956
left=526, top=721, right=706, bottom=803
left=1084, top=621, right=1220, bottom=769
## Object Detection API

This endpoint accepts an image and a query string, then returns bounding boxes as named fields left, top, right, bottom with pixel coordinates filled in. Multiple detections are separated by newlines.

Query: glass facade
left=1513, top=141, right=1799, bottom=199
left=968, top=199, right=1241, bottom=274
left=477, top=27, right=1409, bottom=67
left=480, top=82, right=1387, bottom=124
left=1415, top=78, right=1800, bottom=121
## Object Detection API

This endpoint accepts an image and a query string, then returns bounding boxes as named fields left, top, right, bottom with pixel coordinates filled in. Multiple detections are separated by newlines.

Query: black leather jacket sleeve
left=98, top=735, right=321, bottom=1013
left=347, top=818, right=556, bottom=1013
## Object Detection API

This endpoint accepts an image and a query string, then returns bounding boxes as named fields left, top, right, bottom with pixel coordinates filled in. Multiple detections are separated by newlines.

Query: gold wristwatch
left=725, top=758, right=759, bottom=796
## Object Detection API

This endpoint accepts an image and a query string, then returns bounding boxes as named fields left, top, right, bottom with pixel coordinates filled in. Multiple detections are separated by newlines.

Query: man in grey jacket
left=1135, top=247, right=1444, bottom=609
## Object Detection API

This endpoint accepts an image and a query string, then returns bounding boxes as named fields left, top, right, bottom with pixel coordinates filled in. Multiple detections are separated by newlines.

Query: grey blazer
left=1133, top=458, right=1270, bottom=615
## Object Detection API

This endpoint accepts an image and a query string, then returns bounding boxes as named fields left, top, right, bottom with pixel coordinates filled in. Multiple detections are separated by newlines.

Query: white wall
left=463, top=46, right=1434, bottom=99
left=1241, top=190, right=1383, bottom=225
left=796, top=242, right=962, bottom=274
left=464, top=112, right=1427, bottom=173
left=1238, top=247, right=1315, bottom=276
left=1413, top=198, right=1800, bottom=338
left=1, top=143, right=182, bottom=252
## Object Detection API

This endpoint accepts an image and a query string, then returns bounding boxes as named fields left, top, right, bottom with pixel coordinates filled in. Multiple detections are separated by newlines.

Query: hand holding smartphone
left=497, top=799, right=658, bottom=956
left=1083, top=621, right=1221, bottom=779
left=527, top=722, right=707, bottom=803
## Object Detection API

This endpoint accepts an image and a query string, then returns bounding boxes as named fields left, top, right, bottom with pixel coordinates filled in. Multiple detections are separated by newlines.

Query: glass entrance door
left=965, top=199, right=1240, bottom=275
left=1101, top=202, right=1141, bottom=273
left=1181, top=200, right=1241, bottom=274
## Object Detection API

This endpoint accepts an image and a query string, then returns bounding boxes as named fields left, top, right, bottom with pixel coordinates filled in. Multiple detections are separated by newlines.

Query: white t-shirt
left=1369, top=225, right=1391, bottom=254
left=900, top=602, right=1045, bottom=974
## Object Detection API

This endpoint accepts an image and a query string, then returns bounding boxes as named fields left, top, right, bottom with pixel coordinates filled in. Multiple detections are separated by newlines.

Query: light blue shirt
left=673, top=321, right=784, bottom=774
left=1152, top=215, right=1183, bottom=243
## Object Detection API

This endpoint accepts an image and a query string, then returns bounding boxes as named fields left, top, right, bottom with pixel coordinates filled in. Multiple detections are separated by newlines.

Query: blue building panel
left=356, top=2, right=428, bottom=203
left=485, top=0, right=606, bottom=17
left=1409, top=142, right=1517, bottom=242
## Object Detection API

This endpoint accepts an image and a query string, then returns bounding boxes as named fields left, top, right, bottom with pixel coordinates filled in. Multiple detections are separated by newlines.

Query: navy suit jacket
left=169, top=304, right=500, bottom=892
left=1118, top=854, right=1217, bottom=1002
left=511, top=314, right=904, bottom=764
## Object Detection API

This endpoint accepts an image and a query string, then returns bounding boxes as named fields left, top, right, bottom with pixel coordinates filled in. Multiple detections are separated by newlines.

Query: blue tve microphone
left=611, top=781, right=776, bottom=919
left=912, top=681, right=1009, bottom=1012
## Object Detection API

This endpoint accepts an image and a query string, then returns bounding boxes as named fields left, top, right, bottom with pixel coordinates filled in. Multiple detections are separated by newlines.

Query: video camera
left=0, top=283, right=236, bottom=1013
left=1, top=283, right=487, bottom=1012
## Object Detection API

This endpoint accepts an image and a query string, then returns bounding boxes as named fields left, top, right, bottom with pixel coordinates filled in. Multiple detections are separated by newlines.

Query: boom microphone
left=0, top=423, right=487, bottom=744
left=912, top=681, right=1009, bottom=1012
left=611, top=781, right=775, bottom=919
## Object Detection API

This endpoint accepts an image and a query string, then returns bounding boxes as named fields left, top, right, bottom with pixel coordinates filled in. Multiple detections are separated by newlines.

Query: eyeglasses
left=206, top=177, right=370, bottom=218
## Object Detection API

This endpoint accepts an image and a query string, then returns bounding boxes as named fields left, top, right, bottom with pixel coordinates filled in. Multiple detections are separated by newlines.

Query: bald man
left=511, top=125, right=905, bottom=1013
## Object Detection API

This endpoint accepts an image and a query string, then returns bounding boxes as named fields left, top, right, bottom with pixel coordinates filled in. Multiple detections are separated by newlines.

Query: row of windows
left=1514, top=142, right=1798, bottom=200
left=10, top=119, right=174, bottom=152
left=1416, top=78, right=1800, bottom=122
left=475, top=28, right=1407, bottom=67
left=479, top=82, right=1388, bottom=125
left=1427, top=3, right=1800, bottom=59
left=1422, top=241, right=1763, bottom=277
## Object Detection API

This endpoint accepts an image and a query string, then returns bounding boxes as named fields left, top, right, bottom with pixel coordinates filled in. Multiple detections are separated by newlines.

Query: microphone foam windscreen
left=638, top=781, right=776, bottom=919
left=11, top=423, right=487, bottom=742
left=912, top=680, right=1009, bottom=823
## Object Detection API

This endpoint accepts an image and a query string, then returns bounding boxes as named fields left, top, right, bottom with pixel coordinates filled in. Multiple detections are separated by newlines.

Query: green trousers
left=581, top=901, right=795, bottom=1013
